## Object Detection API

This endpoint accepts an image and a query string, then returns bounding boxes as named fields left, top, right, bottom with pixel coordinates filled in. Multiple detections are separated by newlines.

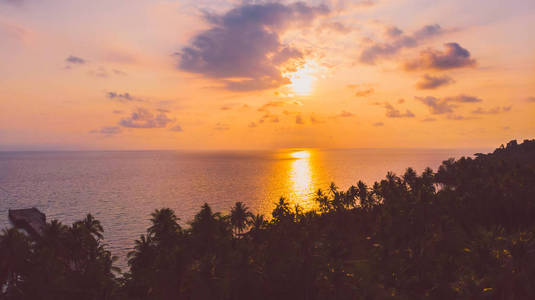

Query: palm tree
left=0, top=228, right=30, bottom=291
left=315, top=189, right=331, bottom=213
left=342, top=185, right=357, bottom=209
left=230, top=202, right=252, bottom=236
left=356, top=181, right=370, bottom=209
left=127, top=234, right=155, bottom=270
left=249, top=214, right=267, bottom=232
left=329, top=182, right=338, bottom=195
left=74, top=213, right=104, bottom=240
left=148, top=208, right=181, bottom=243
left=40, top=219, right=68, bottom=256
left=272, top=197, right=293, bottom=222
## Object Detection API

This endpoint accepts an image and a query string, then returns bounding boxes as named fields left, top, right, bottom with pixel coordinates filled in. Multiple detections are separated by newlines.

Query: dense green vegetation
left=2, top=139, right=535, bottom=299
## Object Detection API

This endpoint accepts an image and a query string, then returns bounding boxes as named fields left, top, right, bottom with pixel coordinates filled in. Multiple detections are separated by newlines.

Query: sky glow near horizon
left=0, top=0, right=534, bottom=150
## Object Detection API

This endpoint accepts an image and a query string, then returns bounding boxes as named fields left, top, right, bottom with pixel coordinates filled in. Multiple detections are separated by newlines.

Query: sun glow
left=290, top=150, right=310, bottom=159
left=286, top=62, right=318, bottom=96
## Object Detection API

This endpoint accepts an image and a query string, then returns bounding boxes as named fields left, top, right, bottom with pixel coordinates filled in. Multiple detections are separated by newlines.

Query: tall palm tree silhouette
left=230, top=202, right=252, bottom=235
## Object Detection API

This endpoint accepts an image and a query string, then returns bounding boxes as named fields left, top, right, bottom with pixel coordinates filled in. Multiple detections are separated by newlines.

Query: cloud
left=445, top=94, right=482, bottom=103
left=471, top=106, right=512, bottom=115
left=248, top=122, right=257, bottom=128
left=417, top=96, right=455, bottom=114
left=355, top=88, right=374, bottom=97
left=90, top=126, right=121, bottom=136
left=416, top=94, right=481, bottom=115
left=112, top=69, right=127, bottom=76
left=89, top=67, right=126, bottom=78
left=360, top=24, right=443, bottom=64
left=310, top=115, right=325, bottom=124
left=404, top=43, right=476, bottom=71
left=320, top=21, right=353, bottom=34
left=257, top=100, right=301, bottom=112
left=446, top=114, right=472, bottom=121
left=259, top=113, right=280, bottom=124
left=296, top=114, right=305, bottom=124
left=383, top=103, right=415, bottom=118
left=384, top=26, right=403, bottom=39
left=421, top=117, right=436, bottom=122
left=112, top=110, right=123, bottom=114
left=338, top=110, right=355, bottom=117
left=66, top=55, right=86, bottom=65
left=107, top=92, right=142, bottom=103
left=119, top=108, right=174, bottom=128
left=258, top=101, right=286, bottom=111
left=177, top=2, right=329, bottom=91
left=1, top=0, right=23, bottom=6
left=416, top=74, right=454, bottom=89
left=526, top=97, right=535, bottom=102
left=0, top=21, right=31, bottom=43
left=214, top=123, right=230, bottom=131
left=169, top=125, right=183, bottom=132
left=373, top=122, right=384, bottom=127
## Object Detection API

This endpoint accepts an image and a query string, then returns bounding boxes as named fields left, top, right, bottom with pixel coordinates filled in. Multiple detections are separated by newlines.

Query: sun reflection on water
left=288, top=149, right=315, bottom=210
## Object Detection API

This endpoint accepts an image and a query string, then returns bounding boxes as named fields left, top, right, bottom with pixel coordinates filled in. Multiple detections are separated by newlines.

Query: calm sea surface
left=0, top=148, right=484, bottom=269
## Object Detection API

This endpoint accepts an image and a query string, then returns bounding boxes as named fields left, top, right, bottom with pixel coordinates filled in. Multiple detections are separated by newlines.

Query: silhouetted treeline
left=2, top=139, right=535, bottom=299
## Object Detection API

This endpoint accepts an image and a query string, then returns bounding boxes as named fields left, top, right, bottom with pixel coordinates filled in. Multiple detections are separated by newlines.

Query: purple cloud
left=405, top=43, right=476, bottom=71
left=360, top=24, right=443, bottom=64
left=90, top=126, right=121, bottom=136
left=383, top=103, right=415, bottom=118
left=416, top=74, right=454, bottom=89
left=119, top=108, right=174, bottom=129
left=417, top=94, right=482, bottom=115
left=66, top=55, right=86, bottom=65
left=177, top=2, right=329, bottom=91
left=472, top=106, right=512, bottom=115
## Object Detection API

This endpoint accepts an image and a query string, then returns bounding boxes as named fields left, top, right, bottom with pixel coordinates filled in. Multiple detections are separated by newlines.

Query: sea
left=0, top=148, right=485, bottom=269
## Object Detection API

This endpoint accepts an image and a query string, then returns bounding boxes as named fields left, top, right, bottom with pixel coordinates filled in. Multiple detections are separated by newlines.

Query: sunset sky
left=1, top=0, right=534, bottom=150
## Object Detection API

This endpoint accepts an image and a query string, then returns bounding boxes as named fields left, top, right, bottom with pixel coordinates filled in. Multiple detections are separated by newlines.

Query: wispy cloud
left=360, top=24, right=444, bottom=64
left=214, top=123, right=230, bottom=131
left=421, top=117, right=436, bottom=122
left=169, top=124, right=183, bottom=132
left=383, top=102, right=415, bottom=118
left=66, top=55, right=86, bottom=65
left=119, top=108, right=174, bottom=128
left=355, top=88, right=374, bottom=97
left=107, top=92, right=142, bottom=103
left=338, top=110, right=355, bottom=117
left=471, top=106, right=512, bottom=115
left=90, top=126, right=121, bottom=136
left=310, top=114, right=325, bottom=124
left=417, top=94, right=482, bottom=116
left=296, top=114, right=305, bottom=124
left=259, top=113, right=280, bottom=124
left=416, top=74, right=454, bottom=89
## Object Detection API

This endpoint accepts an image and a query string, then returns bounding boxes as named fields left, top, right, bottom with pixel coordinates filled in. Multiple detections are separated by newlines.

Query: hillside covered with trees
left=2, top=139, right=535, bottom=299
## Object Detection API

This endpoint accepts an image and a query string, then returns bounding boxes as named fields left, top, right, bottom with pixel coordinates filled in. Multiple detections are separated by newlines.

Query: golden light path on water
left=288, top=149, right=316, bottom=211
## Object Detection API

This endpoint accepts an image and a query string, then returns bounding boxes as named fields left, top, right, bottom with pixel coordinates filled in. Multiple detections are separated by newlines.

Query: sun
left=290, top=150, right=310, bottom=159
left=285, top=62, right=318, bottom=96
